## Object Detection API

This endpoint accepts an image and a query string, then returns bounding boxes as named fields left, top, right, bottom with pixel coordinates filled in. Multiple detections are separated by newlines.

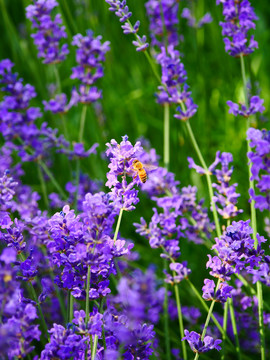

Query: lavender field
left=0, top=0, right=269, bottom=359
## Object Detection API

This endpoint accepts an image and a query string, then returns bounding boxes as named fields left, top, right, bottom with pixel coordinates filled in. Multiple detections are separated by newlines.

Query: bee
left=132, top=159, right=157, bottom=183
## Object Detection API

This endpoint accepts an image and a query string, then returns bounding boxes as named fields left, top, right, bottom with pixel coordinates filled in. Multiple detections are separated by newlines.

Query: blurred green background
left=0, top=2, right=269, bottom=357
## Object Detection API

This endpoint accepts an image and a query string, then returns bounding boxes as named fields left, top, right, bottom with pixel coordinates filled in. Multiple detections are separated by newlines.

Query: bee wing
left=143, top=164, right=158, bottom=171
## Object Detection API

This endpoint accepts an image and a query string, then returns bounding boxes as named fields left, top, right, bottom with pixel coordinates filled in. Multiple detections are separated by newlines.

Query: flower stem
left=37, top=161, right=49, bottom=208
left=69, top=292, right=74, bottom=322
left=85, top=265, right=91, bottom=324
left=228, top=297, right=241, bottom=360
left=163, top=260, right=171, bottom=360
left=53, top=65, right=69, bottom=141
left=39, top=161, right=68, bottom=200
left=185, top=119, right=221, bottom=238
left=113, top=208, right=124, bottom=244
left=240, top=54, right=265, bottom=360
left=221, top=300, right=229, bottom=360
left=75, top=105, right=88, bottom=211
left=91, top=334, right=99, bottom=360
left=186, top=279, right=234, bottom=349
left=164, top=103, right=170, bottom=170
left=79, top=105, right=88, bottom=143
left=174, top=279, right=187, bottom=360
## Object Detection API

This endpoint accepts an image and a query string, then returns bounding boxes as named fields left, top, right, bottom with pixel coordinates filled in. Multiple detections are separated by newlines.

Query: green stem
left=69, top=292, right=74, bottom=323
left=193, top=279, right=221, bottom=360
left=174, top=280, right=187, bottom=360
left=85, top=265, right=91, bottom=324
left=37, top=162, right=49, bottom=208
left=221, top=301, right=229, bottom=360
left=79, top=105, right=88, bottom=143
left=163, top=260, right=171, bottom=360
left=164, top=103, right=170, bottom=170
left=186, top=279, right=234, bottom=349
left=228, top=297, right=241, bottom=360
left=91, top=334, right=99, bottom=360
left=39, top=161, right=68, bottom=200
left=240, top=54, right=265, bottom=360
left=185, top=119, right=221, bottom=238
left=113, top=208, right=124, bottom=244
left=75, top=105, right=88, bottom=210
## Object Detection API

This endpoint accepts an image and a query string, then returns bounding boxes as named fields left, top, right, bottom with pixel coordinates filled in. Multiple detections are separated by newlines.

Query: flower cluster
left=156, top=45, right=198, bottom=121
left=0, top=247, right=41, bottom=359
left=26, top=0, right=69, bottom=64
left=145, top=0, right=179, bottom=48
left=181, top=8, right=213, bottom=29
left=217, top=0, right=258, bottom=56
left=227, top=95, right=265, bottom=118
left=105, top=0, right=149, bottom=51
left=188, top=151, right=242, bottom=219
left=208, top=220, right=268, bottom=285
left=182, top=330, right=222, bottom=353
left=71, top=30, right=110, bottom=104
left=106, top=135, right=143, bottom=211
left=247, top=128, right=270, bottom=211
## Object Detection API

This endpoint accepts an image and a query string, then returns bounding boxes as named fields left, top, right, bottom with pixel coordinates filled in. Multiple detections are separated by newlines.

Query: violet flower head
left=105, top=0, right=149, bottom=51
left=227, top=96, right=265, bottom=117
left=156, top=45, right=198, bottom=120
left=182, top=8, right=213, bottom=29
left=217, top=0, right=258, bottom=56
left=40, top=323, right=86, bottom=359
left=26, top=0, right=69, bottom=64
left=145, top=0, right=179, bottom=48
left=165, top=262, right=191, bottom=285
left=182, top=330, right=222, bottom=353
left=0, top=170, right=18, bottom=207
left=189, top=151, right=242, bottom=219
left=247, top=128, right=270, bottom=211
left=71, top=30, right=110, bottom=104
left=106, top=135, right=143, bottom=211
left=212, top=151, right=243, bottom=219
left=202, top=279, right=233, bottom=303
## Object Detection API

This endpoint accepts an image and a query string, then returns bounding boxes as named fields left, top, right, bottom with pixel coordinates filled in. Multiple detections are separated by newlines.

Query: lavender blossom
left=189, top=151, right=242, bottom=219
left=247, top=128, right=270, bottom=211
left=26, top=0, right=69, bottom=64
left=106, top=135, right=143, bottom=211
left=182, top=329, right=222, bottom=353
left=156, top=45, right=198, bottom=120
left=40, top=323, right=86, bottom=359
left=227, top=96, right=265, bottom=117
left=202, top=279, right=233, bottom=303
left=181, top=8, right=213, bottom=29
left=70, top=30, right=110, bottom=104
left=145, top=0, right=179, bottom=47
left=105, top=0, right=149, bottom=51
left=217, top=0, right=258, bottom=57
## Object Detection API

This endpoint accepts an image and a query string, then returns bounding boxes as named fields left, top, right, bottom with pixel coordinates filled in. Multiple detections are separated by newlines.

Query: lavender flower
left=156, top=45, right=198, bottom=120
left=106, top=135, right=143, bottom=211
left=105, top=0, right=149, bottom=51
left=70, top=30, right=110, bottom=104
left=189, top=151, right=242, bottom=219
left=202, top=279, right=233, bottom=303
left=40, top=323, right=86, bottom=359
left=182, top=329, right=222, bottom=353
left=217, top=0, right=258, bottom=57
left=181, top=8, right=213, bottom=29
left=247, top=128, right=270, bottom=211
left=227, top=96, right=265, bottom=117
left=145, top=0, right=179, bottom=47
left=26, top=0, right=69, bottom=64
